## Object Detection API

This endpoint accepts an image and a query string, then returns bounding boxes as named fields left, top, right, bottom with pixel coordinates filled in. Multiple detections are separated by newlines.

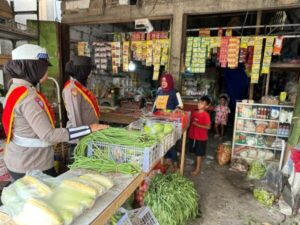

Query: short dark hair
left=220, top=95, right=228, bottom=101
left=200, top=95, right=211, bottom=105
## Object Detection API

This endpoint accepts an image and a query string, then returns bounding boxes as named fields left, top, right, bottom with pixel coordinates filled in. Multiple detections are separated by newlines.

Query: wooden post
left=288, top=80, right=300, bottom=146
left=265, top=72, right=270, bottom=96
left=180, top=130, right=187, bottom=175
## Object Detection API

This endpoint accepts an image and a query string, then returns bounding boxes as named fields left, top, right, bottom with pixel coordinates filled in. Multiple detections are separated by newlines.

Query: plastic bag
left=46, top=185, right=87, bottom=223
left=14, top=175, right=53, bottom=201
left=27, top=170, right=60, bottom=189
left=1, top=171, right=55, bottom=219
left=1, top=185, right=24, bottom=217
left=216, top=142, right=232, bottom=166
left=253, top=188, right=275, bottom=207
left=258, top=165, right=285, bottom=197
left=247, top=160, right=266, bottom=179
left=14, top=198, right=63, bottom=225
left=2, top=171, right=113, bottom=225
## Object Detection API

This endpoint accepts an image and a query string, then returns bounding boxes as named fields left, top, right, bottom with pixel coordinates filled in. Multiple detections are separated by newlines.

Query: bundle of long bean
left=74, top=127, right=157, bottom=157
left=69, top=128, right=157, bottom=174
left=69, top=155, right=141, bottom=174
left=145, top=173, right=199, bottom=225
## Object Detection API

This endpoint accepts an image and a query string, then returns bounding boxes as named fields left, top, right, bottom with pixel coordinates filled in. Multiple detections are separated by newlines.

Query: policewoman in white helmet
left=62, top=56, right=100, bottom=163
left=2, top=44, right=108, bottom=180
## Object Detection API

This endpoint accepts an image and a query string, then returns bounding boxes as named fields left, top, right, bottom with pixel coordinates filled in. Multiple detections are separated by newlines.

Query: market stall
left=181, top=11, right=300, bottom=107
left=0, top=113, right=192, bottom=225
left=65, top=20, right=172, bottom=126
left=180, top=10, right=299, bottom=166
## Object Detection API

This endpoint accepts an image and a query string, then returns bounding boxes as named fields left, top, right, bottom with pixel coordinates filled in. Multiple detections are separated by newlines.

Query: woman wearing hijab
left=154, top=73, right=183, bottom=171
left=2, top=44, right=108, bottom=180
left=154, top=73, right=183, bottom=112
left=62, top=56, right=101, bottom=163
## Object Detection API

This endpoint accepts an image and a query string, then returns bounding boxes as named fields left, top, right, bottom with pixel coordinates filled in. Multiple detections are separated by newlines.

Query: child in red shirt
left=188, top=96, right=211, bottom=176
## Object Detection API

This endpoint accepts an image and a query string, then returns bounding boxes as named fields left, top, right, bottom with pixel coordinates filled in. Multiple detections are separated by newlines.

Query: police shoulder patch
left=34, top=97, right=44, bottom=109
left=71, top=88, right=78, bottom=96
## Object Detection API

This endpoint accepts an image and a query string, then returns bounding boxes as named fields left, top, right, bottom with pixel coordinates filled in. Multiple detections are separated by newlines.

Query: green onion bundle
left=145, top=173, right=199, bottom=225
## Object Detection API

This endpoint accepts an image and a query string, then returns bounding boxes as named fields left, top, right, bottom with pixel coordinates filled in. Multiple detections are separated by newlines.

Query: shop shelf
left=236, top=130, right=289, bottom=138
left=234, top=143, right=282, bottom=151
left=237, top=102, right=294, bottom=108
left=87, top=141, right=161, bottom=173
left=233, top=155, right=279, bottom=163
left=232, top=102, right=294, bottom=165
left=237, top=116, right=280, bottom=122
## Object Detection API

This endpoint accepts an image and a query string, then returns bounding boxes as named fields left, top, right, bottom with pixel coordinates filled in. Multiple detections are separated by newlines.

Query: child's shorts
left=189, top=139, right=207, bottom=157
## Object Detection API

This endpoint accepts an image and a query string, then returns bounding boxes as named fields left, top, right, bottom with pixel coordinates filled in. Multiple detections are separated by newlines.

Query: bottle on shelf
left=266, top=107, right=270, bottom=119
left=252, top=106, right=257, bottom=118
left=238, top=105, right=243, bottom=117
left=278, top=124, right=282, bottom=136
left=257, top=107, right=261, bottom=119
left=285, top=124, right=290, bottom=136
left=263, top=107, right=268, bottom=119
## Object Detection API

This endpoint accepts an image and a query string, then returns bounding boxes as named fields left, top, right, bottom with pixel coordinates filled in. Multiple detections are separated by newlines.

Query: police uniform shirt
left=4, top=79, right=69, bottom=173
left=62, top=79, right=99, bottom=130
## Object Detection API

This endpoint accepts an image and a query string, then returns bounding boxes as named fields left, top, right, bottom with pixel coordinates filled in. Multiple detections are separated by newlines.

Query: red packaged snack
left=273, top=36, right=284, bottom=55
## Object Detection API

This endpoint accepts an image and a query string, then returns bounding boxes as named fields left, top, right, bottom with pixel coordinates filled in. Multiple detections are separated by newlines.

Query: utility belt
left=11, top=134, right=53, bottom=148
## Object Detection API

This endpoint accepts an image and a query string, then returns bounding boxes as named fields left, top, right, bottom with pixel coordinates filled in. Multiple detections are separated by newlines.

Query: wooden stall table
left=100, top=110, right=142, bottom=125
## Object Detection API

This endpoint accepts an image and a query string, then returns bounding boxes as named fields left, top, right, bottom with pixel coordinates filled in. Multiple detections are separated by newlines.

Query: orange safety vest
left=64, top=80, right=100, bottom=119
left=2, top=86, right=55, bottom=144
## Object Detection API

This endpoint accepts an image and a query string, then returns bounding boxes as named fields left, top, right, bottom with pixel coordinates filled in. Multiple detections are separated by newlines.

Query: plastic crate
left=160, top=132, right=176, bottom=157
left=106, top=208, right=132, bottom=225
left=114, top=207, right=159, bottom=225
left=116, top=210, right=132, bottom=225
left=128, top=119, right=177, bottom=157
left=87, top=141, right=161, bottom=173
left=129, top=207, right=160, bottom=225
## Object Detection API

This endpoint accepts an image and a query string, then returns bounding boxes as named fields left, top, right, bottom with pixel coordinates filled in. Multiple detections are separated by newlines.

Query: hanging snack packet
left=273, top=36, right=284, bottom=55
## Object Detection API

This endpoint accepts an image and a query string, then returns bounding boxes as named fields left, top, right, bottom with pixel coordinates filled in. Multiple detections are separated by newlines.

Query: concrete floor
left=184, top=130, right=300, bottom=225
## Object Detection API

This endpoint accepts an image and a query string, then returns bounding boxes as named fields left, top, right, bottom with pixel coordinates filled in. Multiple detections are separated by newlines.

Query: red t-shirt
left=188, top=111, right=211, bottom=141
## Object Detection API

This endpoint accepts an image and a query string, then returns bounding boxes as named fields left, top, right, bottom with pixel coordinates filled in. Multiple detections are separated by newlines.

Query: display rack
left=232, top=102, right=294, bottom=163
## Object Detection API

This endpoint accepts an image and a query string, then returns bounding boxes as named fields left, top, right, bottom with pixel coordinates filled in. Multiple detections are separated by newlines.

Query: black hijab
left=4, top=60, right=48, bottom=87
left=65, top=56, right=92, bottom=86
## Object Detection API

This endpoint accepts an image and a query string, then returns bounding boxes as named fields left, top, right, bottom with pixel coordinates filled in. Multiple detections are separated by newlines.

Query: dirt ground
left=184, top=131, right=300, bottom=225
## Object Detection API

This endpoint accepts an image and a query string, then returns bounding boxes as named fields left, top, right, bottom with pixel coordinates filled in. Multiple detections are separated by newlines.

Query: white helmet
left=12, top=44, right=49, bottom=61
